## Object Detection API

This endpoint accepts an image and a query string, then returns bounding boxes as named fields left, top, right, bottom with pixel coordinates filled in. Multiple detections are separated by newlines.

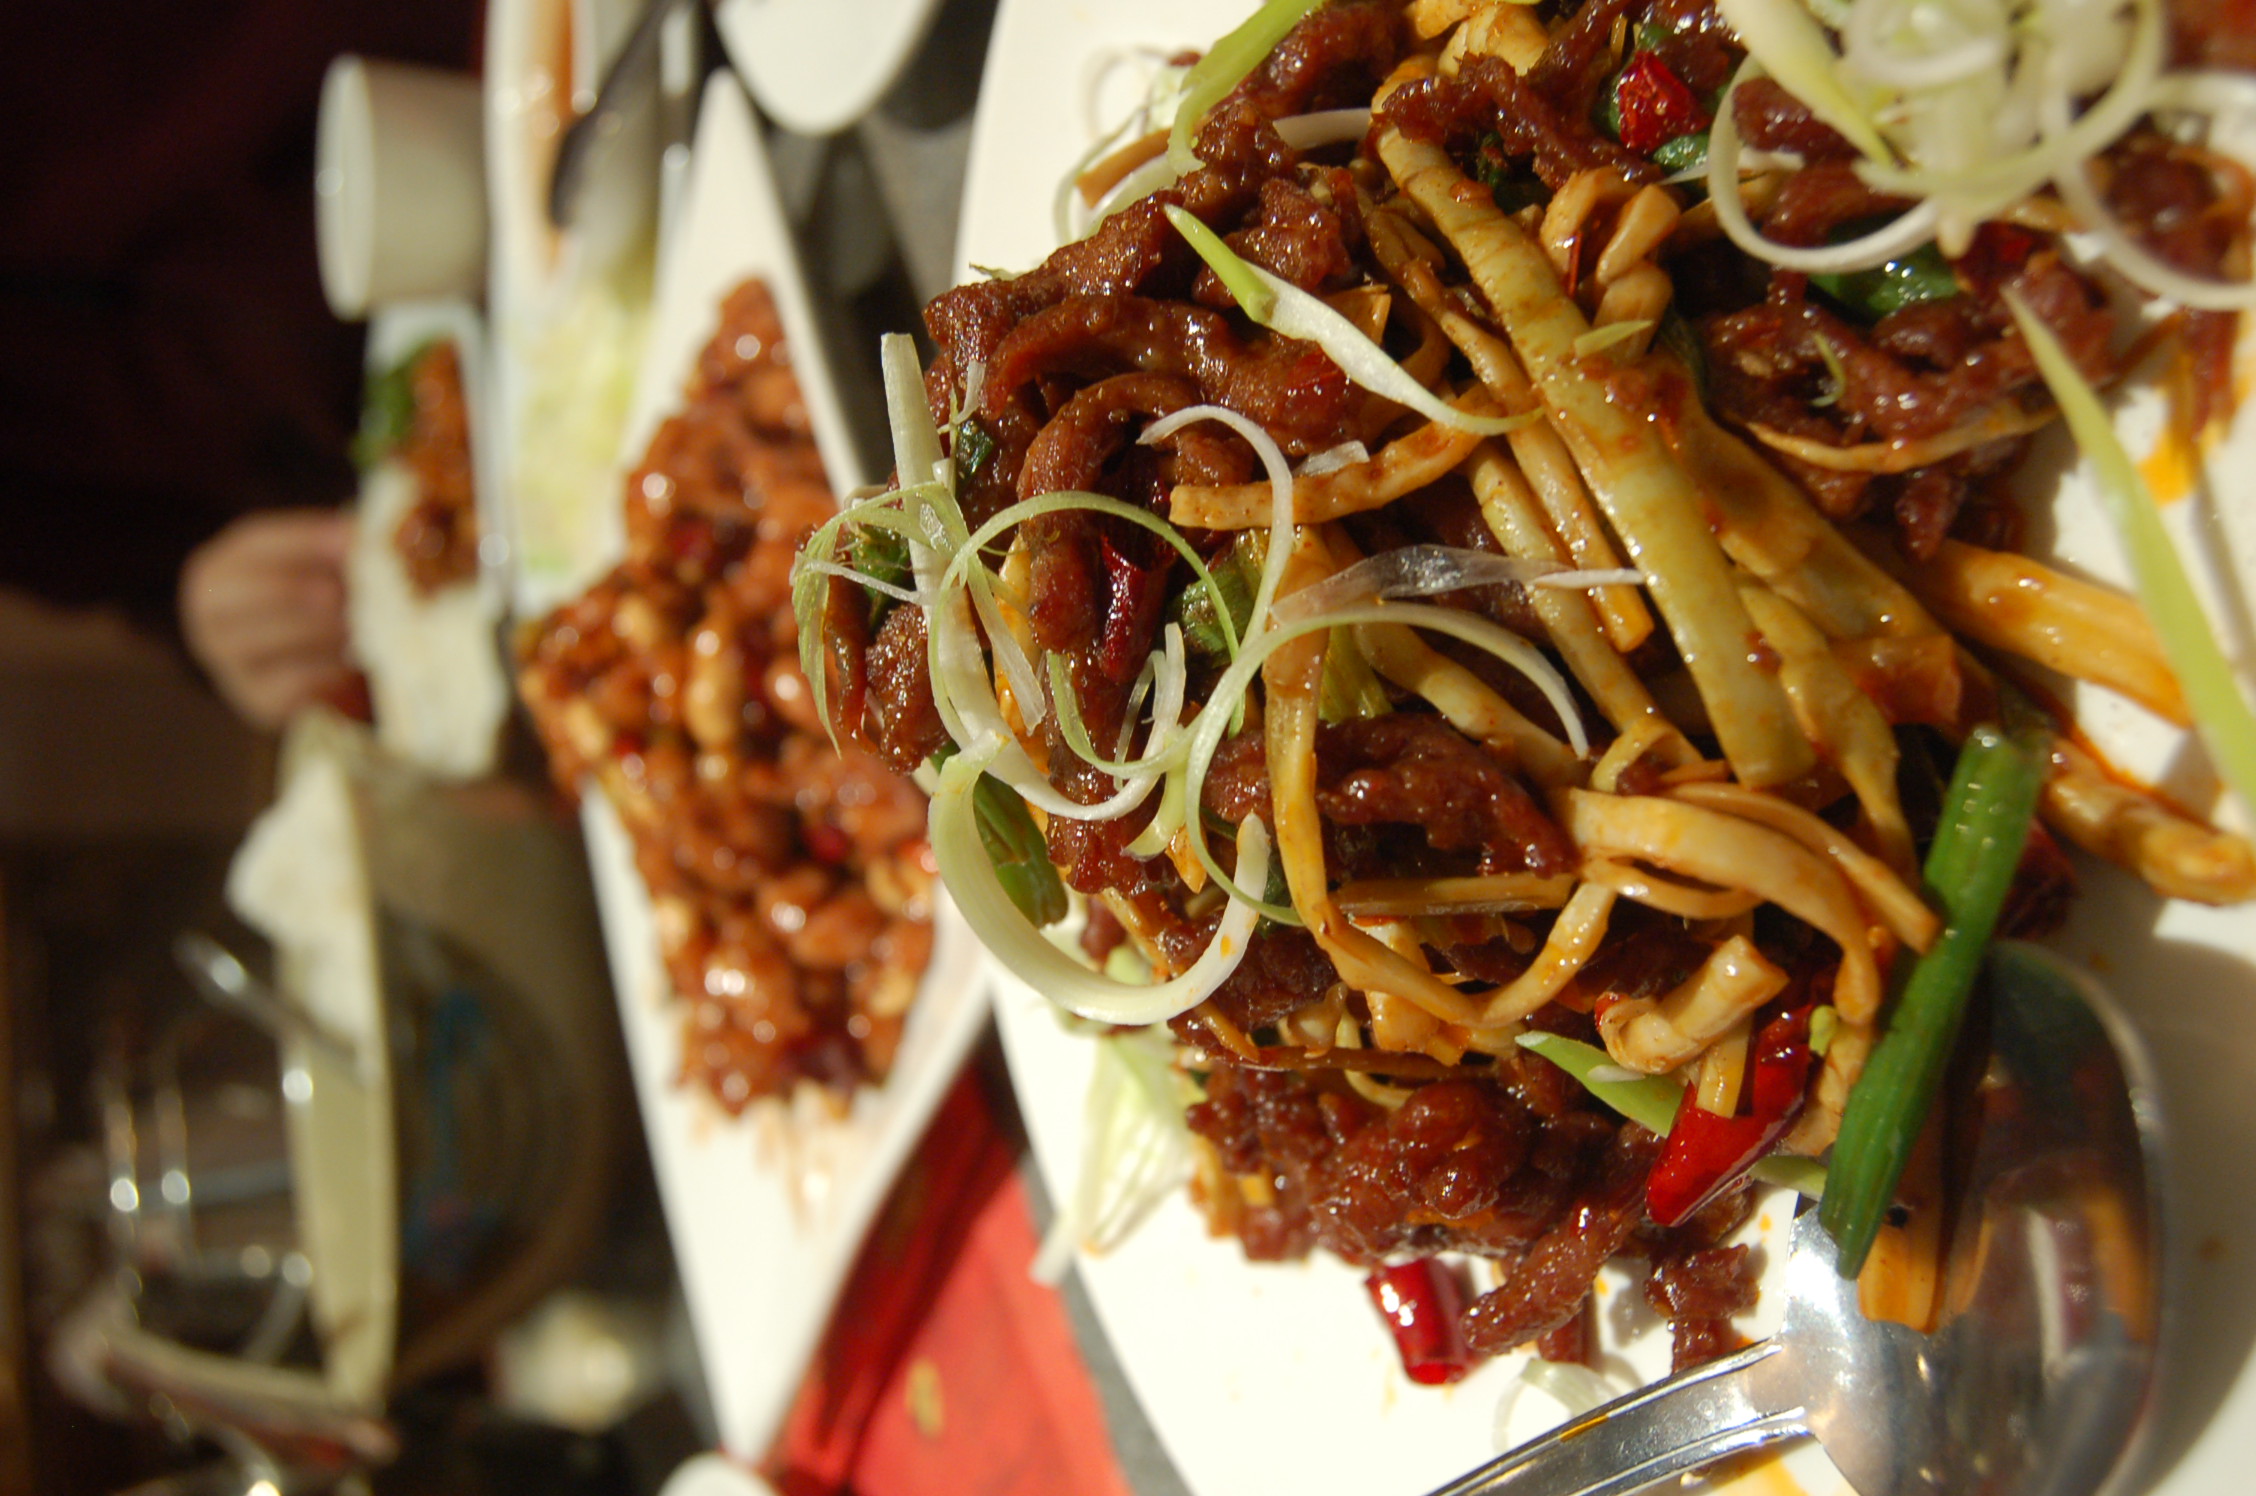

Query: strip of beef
left=1228, top=0, right=1405, bottom=120
left=981, top=293, right=1355, bottom=457
left=1194, top=171, right=1365, bottom=309
left=1643, top=1244, right=1759, bottom=1371
left=1462, top=1124, right=1662, bottom=1353
left=1701, top=245, right=2115, bottom=555
left=2101, top=131, right=2251, bottom=432
left=1380, top=54, right=1659, bottom=193
left=1186, top=1065, right=1589, bottom=1265
left=1317, top=714, right=1577, bottom=876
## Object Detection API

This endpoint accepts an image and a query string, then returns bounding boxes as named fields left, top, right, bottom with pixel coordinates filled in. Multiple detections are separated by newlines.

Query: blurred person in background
left=0, top=0, right=477, bottom=728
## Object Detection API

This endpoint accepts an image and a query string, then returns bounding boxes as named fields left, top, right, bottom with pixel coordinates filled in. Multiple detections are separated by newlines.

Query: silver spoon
left=1431, top=941, right=2165, bottom=1496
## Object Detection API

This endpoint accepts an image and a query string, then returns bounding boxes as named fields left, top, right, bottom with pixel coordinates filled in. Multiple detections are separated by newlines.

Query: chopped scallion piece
left=1820, top=725, right=2046, bottom=1277
left=1166, top=0, right=1325, bottom=177
left=2005, top=291, right=2256, bottom=817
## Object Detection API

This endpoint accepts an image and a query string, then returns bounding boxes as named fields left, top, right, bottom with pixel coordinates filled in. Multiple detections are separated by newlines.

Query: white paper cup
left=316, top=56, right=487, bottom=319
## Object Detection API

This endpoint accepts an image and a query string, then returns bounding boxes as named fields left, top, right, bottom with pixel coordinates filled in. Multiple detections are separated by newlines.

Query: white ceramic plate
left=577, top=71, right=991, bottom=1463
left=961, top=2, right=2256, bottom=1493
left=350, top=300, right=511, bottom=781
left=712, top=0, right=946, bottom=136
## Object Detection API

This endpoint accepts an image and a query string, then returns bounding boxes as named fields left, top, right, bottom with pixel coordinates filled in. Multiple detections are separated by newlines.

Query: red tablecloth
left=762, top=1071, right=1135, bottom=1496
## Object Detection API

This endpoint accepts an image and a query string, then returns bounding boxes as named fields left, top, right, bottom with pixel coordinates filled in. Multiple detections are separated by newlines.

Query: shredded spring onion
left=2007, top=292, right=2256, bottom=813
left=1711, top=0, right=2256, bottom=300
left=793, top=557, right=923, bottom=606
left=1299, top=440, right=1372, bottom=476
left=931, top=747, right=1273, bottom=1025
left=1716, top=0, right=1893, bottom=163
left=1031, top=1026, right=1195, bottom=1283
left=1706, top=64, right=1944, bottom=273
left=1572, top=320, right=1658, bottom=358
left=1274, top=107, right=1372, bottom=150
left=1164, top=205, right=1535, bottom=437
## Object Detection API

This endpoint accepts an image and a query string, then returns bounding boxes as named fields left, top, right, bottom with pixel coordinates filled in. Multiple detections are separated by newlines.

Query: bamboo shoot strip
left=1366, top=207, right=1655, bottom=652
left=1380, top=129, right=1813, bottom=788
left=1656, top=382, right=1943, bottom=644
left=1463, top=442, right=1692, bottom=761
left=1889, top=539, right=2189, bottom=726
left=1738, top=580, right=1917, bottom=873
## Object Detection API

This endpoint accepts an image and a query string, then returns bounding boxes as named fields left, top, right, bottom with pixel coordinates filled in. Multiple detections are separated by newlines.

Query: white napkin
left=225, top=748, right=384, bottom=1074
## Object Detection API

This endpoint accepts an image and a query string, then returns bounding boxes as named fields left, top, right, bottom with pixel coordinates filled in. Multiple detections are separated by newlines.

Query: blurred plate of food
left=514, top=72, right=990, bottom=1462
left=347, top=300, right=511, bottom=780
left=484, top=0, right=663, bottom=617
left=918, top=0, right=2256, bottom=1493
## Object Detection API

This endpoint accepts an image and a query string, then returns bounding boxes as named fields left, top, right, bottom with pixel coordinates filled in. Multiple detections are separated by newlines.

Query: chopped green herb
left=1170, top=533, right=1261, bottom=663
left=1651, top=131, right=1710, bottom=176
left=954, top=417, right=998, bottom=487
left=1812, top=241, right=1958, bottom=321
left=937, top=743, right=1068, bottom=927
left=351, top=341, right=435, bottom=470
left=846, top=525, right=913, bottom=624
left=1472, top=133, right=1547, bottom=216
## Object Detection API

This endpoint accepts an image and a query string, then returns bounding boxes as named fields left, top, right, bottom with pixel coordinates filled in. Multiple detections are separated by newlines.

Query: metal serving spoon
left=1430, top=941, right=2166, bottom=1496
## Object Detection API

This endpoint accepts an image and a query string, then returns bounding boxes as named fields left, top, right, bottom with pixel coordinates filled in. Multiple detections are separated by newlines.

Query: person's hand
left=179, top=509, right=358, bottom=730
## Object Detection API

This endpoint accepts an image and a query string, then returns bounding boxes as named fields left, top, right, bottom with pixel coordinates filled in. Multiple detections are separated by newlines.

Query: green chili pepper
left=1650, top=131, right=1710, bottom=176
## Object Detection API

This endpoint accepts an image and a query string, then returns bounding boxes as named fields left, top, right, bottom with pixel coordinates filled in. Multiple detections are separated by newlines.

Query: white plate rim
left=711, top=0, right=948, bottom=136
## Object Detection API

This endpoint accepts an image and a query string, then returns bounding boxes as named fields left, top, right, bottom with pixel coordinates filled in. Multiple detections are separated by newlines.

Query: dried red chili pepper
left=1095, top=529, right=1171, bottom=685
left=1614, top=52, right=1711, bottom=156
left=1645, top=1002, right=1818, bottom=1228
left=1954, top=221, right=2042, bottom=297
left=1364, top=1258, right=1481, bottom=1385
